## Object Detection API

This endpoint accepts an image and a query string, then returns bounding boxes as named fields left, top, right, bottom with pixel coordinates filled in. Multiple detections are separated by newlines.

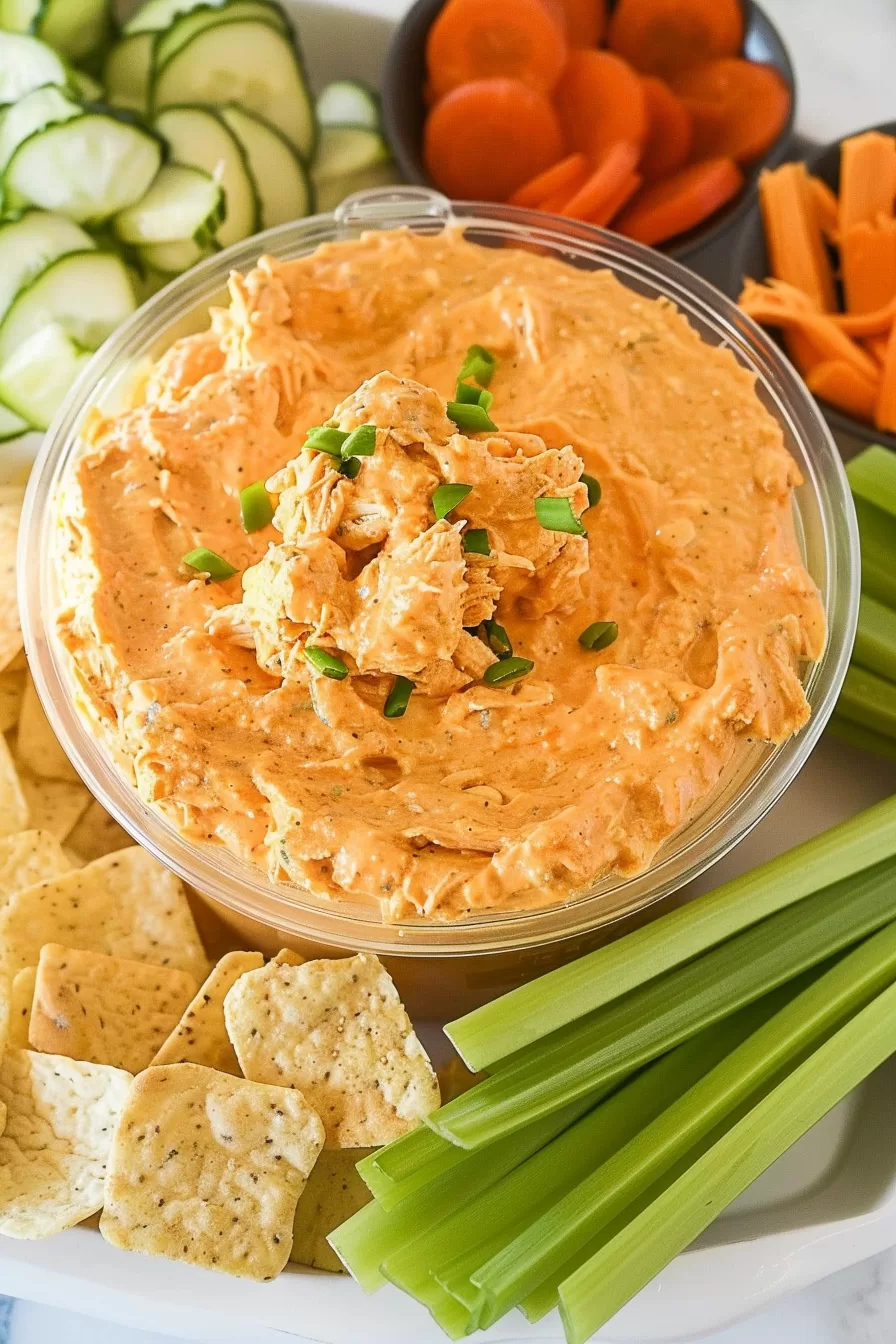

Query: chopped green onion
left=484, top=618, right=512, bottom=659
left=455, top=381, right=494, bottom=411
left=239, top=480, right=274, bottom=533
left=483, top=656, right=533, bottom=687
left=463, top=528, right=490, bottom=555
left=182, top=547, right=237, bottom=581
left=446, top=793, right=896, bottom=1070
left=535, top=496, right=586, bottom=536
left=458, top=343, right=497, bottom=388
left=384, top=676, right=414, bottom=718
left=447, top=400, right=498, bottom=433
left=304, top=645, right=349, bottom=680
left=579, top=620, right=617, bottom=652
left=341, top=423, right=376, bottom=458
left=304, top=425, right=348, bottom=456
left=433, top=482, right=472, bottom=519
left=581, top=473, right=601, bottom=509
left=340, top=456, right=362, bottom=479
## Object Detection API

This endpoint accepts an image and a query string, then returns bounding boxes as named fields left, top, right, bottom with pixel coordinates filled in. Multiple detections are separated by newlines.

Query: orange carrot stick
left=838, top=131, right=896, bottom=234
left=558, top=141, right=641, bottom=220
left=425, top=0, right=568, bottom=100
left=538, top=186, right=577, bottom=212
left=875, top=321, right=896, bottom=432
left=510, top=153, right=589, bottom=207
left=841, top=219, right=896, bottom=314
left=614, top=156, right=743, bottom=246
left=590, top=170, right=641, bottom=226
left=671, top=59, right=791, bottom=164
left=807, top=176, right=839, bottom=245
left=554, top=50, right=648, bottom=159
left=607, top=0, right=742, bottom=79
left=739, top=279, right=880, bottom=382
left=805, top=360, right=879, bottom=421
left=866, top=334, right=892, bottom=364
left=758, top=164, right=837, bottom=312
left=831, top=295, right=896, bottom=337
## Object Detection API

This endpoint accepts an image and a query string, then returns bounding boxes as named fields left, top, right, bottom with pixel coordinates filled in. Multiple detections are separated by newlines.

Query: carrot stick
left=553, top=50, right=648, bottom=159
left=552, top=0, right=606, bottom=47
left=739, top=279, right=880, bottom=382
left=607, top=0, right=742, bottom=79
left=841, top=220, right=896, bottom=315
left=875, top=322, right=896, bottom=432
left=805, top=360, right=879, bottom=421
left=866, top=334, right=892, bottom=364
left=590, top=170, right=641, bottom=227
left=614, top=156, right=743, bottom=246
left=638, top=77, right=693, bottom=184
left=425, top=0, right=568, bottom=100
left=424, top=78, right=564, bottom=201
left=831, top=295, right=896, bottom=337
left=758, top=164, right=837, bottom=312
left=838, top=132, right=896, bottom=234
left=558, top=141, right=641, bottom=220
left=671, top=59, right=791, bottom=164
left=538, top=187, right=577, bottom=213
left=510, top=153, right=589, bottom=207
left=808, top=176, right=839, bottom=245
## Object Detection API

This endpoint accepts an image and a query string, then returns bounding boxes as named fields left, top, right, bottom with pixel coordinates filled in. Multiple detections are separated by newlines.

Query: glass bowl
left=20, top=189, right=858, bottom=1009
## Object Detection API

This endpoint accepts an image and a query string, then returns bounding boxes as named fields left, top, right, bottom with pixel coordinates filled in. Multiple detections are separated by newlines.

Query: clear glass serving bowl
left=20, top=189, right=858, bottom=1009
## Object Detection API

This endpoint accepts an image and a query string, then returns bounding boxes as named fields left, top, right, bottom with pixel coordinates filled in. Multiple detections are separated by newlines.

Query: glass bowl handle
left=334, top=186, right=454, bottom=237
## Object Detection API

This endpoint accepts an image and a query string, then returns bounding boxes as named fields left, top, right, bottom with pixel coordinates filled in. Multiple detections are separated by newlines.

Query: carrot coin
left=553, top=0, right=607, bottom=47
left=426, top=0, right=567, bottom=100
left=607, top=0, right=743, bottom=79
left=554, top=50, right=648, bottom=159
left=614, top=156, right=744, bottom=245
left=671, top=59, right=791, bottom=163
left=638, top=76, right=693, bottom=183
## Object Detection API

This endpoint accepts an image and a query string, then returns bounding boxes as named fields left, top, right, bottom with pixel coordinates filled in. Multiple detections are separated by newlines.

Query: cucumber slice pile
left=0, top=0, right=399, bottom=441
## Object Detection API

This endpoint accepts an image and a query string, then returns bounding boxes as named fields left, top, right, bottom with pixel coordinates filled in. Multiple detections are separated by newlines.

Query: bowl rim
left=20, top=191, right=859, bottom=957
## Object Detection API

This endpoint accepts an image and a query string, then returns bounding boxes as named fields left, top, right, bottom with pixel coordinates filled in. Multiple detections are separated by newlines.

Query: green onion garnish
left=483, top=656, right=533, bottom=687
left=304, top=645, right=349, bottom=680
left=579, top=620, right=618, bottom=652
left=447, top=401, right=498, bottom=433
left=433, top=483, right=472, bottom=519
left=455, top=381, right=494, bottom=411
left=581, top=473, right=601, bottom=509
left=239, top=480, right=274, bottom=533
left=304, top=425, right=348, bottom=456
left=458, top=343, right=497, bottom=388
left=384, top=675, right=414, bottom=719
left=182, top=547, right=237, bottom=581
left=463, top=528, right=490, bottom=555
left=341, top=457, right=362, bottom=479
left=535, top=496, right=586, bottom=536
left=341, top=423, right=376, bottom=458
left=484, top=619, right=512, bottom=659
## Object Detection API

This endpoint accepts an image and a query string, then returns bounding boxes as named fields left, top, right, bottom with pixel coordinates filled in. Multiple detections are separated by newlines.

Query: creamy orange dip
left=58, top=228, right=825, bottom=921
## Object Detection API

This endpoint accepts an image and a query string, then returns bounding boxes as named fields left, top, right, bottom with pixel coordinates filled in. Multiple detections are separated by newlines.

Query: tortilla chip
left=8, top=967, right=35, bottom=1048
left=29, top=944, right=197, bottom=1073
left=16, top=676, right=81, bottom=783
left=0, top=830, right=72, bottom=909
left=224, top=953, right=440, bottom=1146
left=290, top=1148, right=374, bottom=1273
left=17, top=771, right=91, bottom=841
left=0, top=1049, right=132, bottom=1238
left=272, top=948, right=304, bottom=966
left=0, top=493, right=23, bottom=674
left=0, top=846, right=209, bottom=981
left=0, top=670, right=24, bottom=734
left=100, top=1062, right=325, bottom=1280
left=65, top=799, right=131, bottom=863
left=151, top=950, right=263, bottom=1074
left=0, top=734, right=28, bottom=836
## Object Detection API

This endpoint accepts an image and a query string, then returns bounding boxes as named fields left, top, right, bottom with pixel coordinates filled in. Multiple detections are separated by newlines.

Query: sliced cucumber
left=137, top=236, right=215, bottom=274
left=314, top=124, right=391, bottom=183
left=314, top=158, right=402, bottom=214
left=153, top=0, right=286, bottom=69
left=0, top=321, right=91, bottom=429
left=0, top=401, right=29, bottom=442
left=70, top=68, right=104, bottom=101
left=0, top=0, right=40, bottom=31
left=0, top=209, right=95, bottom=321
left=219, top=104, right=312, bottom=229
left=0, top=85, right=82, bottom=173
left=154, top=105, right=258, bottom=247
left=125, top=0, right=216, bottom=34
left=0, top=32, right=69, bottom=105
left=152, top=19, right=315, bottom=157
left=316, top=80, right=379, bottom=131
left=36, top=0, right=113, bottom=64
left=103, top=33, right=153, bottom=113
left=5, top=109, right=164, bottom=223
left=0, top=250, right=136, bottom=369
left=113, top=162, right=224, bottom=245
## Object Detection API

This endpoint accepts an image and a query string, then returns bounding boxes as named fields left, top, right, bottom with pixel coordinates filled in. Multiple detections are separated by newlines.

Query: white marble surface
left=8, top=0, right=896, bottom=1341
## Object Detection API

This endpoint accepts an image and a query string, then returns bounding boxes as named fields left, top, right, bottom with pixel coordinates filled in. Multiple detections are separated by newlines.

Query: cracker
left=0, top=1049, right=132, bottom=1237
left=100, top=1062, right=325, bottom=1280
left=0, top=492, right=23, bottom=674
left=0, top=830, right=72, bottom=909
left=0, top=669, right=24, bottom=734
left=152, top=951, right=263, bottom=1074
left=0, top=846, right=209, bottom=981
left=0, top=973, right=7, bottom=1056
left=65, top=799, right=131, bottom=864
left=290, top=1148, right=374, bottom=1273
left=16, top=675, right=81, bottom=783
left=272, top=949, right=304, bottom=966
left=224, top=953, right=440, bottom=1146
left=0, top=733, right=28, bottom=836
left=29, top=944, right=197, bottom=1073
left=17, top=771, right=91, bottom=841
left=8, top=967, right=35, bottom=1049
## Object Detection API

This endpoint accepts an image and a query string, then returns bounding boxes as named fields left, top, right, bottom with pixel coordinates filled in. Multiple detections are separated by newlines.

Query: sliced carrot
left=538, top=187, right=575, bottom=213
left=841, top=219, right=896, bottom=315
left=510, top=152, right=588, bottom=207
left=739, top=279, right=880, bottom=383
left=638, top=76, right=693, bottom=184
left=614, top=156, right=743, bottom=246
left=671, top=59, right=791, bottom=164
left=808, top=176, right=839, bottom=245
left=607, top=0, right=742, bottom=79
left=425, top=0, right=567, bottom=100
left=553, top=0, right=607, bottom=47
left=806, top=360, right=879, bottom=421
left=875, top=322, right=896, bottom=432
left=831, top=295, right=896, bottom=337
left=758, top=164, right=836, bottom=312
left=553, top=50, right=648, bottom=160
left=558, top=141, right=641, bottom=220
left=866, top=334, right=892, bottom=364
left=424, top=78, right=564, bottom=201
left=838, top=131, right=896, bottom=234
left=590, top=170, right=642, bottom=227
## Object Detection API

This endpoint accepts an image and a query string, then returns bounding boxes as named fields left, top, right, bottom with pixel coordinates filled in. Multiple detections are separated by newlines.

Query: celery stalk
left=558, top=974, right=896, bottom=1344
left=837, top=665, right=896, bottom=738
left=853, top=593, right=896, bottom=683
left=468, top=922, right=896, bottom=1324
left=854, top=497, right=896, bottom=608
left=357, top=1126, right=464, bottom=1207
left=829, top=714, right=896, bottom=761
left=847, top=444, right=896, bottom=518
left=446, top=794, right=896, bottom=1071
left=431, top=856, right=896, bottom=1148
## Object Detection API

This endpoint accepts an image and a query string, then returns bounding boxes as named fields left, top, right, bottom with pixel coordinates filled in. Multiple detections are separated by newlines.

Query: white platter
left=4, top=2, right=896, bottom=1340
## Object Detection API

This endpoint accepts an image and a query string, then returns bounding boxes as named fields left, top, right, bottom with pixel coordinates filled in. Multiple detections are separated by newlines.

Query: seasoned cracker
left=152, top=950, right=263, bottom=1074
left=29, top=944, right=196, bottom=1073
left=0, top=846, right=209, bottom=981
left=0, top=669, right=24, bottom=734
left=16, top=675, right=81, bottom=783
left=272, top=949, right=304, bottom=966
left=8, top=967, right=35, bottom=1048
left=17, top=771, right=91, bottom=841
left=290, top=1147, right=374, bottom=1273
left=224, top=953, right=440, bottom=1146
left=100, top=1062, right=325, bottom=1280
left=0, top=492, right=23, bottom=674
left=0, top=733, right=28, bottom=836
left=65, top=799, right=131, bottom=864
left=0, top=830, right=72, bottom=908
left=0, top=1049, right=132, bottom=1237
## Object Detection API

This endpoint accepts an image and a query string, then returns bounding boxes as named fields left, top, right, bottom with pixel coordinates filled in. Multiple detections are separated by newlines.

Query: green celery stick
left=837, top=664, right=896, bottom=738
left=847, top=444, right=896, bottom=518
left=854, top=496, right=896, bottom=608
left=854, top=593, right=896, bottom=683
left=357, top=1125, right=464, bottom=1206
left=829, top=714, right=896, bottom=761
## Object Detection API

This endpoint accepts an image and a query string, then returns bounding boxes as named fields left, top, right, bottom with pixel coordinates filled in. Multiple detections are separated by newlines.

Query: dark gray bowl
left=381, top=0, right=796, bottom=263
left=730, top=119, right=896, bottom=452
